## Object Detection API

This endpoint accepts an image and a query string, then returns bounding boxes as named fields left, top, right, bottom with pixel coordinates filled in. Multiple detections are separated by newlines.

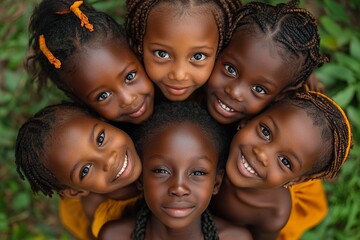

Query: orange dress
left=278, top=179, right=328, bottom=240
left=59, top=195, right=141, bottom=239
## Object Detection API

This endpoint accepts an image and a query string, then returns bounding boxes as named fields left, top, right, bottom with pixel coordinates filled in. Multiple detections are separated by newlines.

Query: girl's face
left=44, top=112, right=142, bottom=194
left=142, top=123, right=222, bottom=230
left=226, top=102, right=323, bottom=189
left=62, top=41, right=154, bottom=124
left=207, top=30, right=298, bottom=124
left=143, top=3, right=219, bottom=101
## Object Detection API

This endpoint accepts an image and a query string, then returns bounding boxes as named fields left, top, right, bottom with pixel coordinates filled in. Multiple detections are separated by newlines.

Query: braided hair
left=131, top=101, right=228, bottom=239
left=125, top=0, right=242, bottom=57
left=278, top=90, right=353, bottom=179
left=233, top=0, right=328, bottom=88
left=26, top=0, right=127, bottom=100
left=133, top=101, right=231, bottom=169
left=132, top=204, right=219, bottom=240
left=15, top=102, right=95, bottom=197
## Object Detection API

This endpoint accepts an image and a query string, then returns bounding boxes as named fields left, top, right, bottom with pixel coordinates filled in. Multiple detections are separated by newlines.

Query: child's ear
left=212, top=169, right=224, bottom=195
left=237, top=118, right=250, bottom=131
left=59, top=188, right=90, bottom=198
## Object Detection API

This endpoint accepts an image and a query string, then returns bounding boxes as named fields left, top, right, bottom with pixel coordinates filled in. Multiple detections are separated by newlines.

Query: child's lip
left=164, top=84, right=191, bottom=96
left=112, top=151, right=129, bottom=182
left=128, top=100, right=147, bottom=118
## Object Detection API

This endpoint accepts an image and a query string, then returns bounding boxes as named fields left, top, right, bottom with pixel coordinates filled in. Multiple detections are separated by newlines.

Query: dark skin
left=60, top=40, right=154, bottom=124
left=143, top=2, right=219, bottom=101
left=211, top=102, right=326, bottom=240
left=44, top=111, right=142, bottom=238
left=206, top=28, right=302, bottom=124
left=99, top=123, right=252, bottom=240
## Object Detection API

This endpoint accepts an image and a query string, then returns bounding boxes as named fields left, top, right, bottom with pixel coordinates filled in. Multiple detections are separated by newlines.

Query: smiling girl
left=27, top=0, right=154, bottom=124
left=125, top=0, right=242, bottom=101
left=210, top=90, right=353, bottom=240
left=99, top=101, right=252, bottom=240
left=15, top=103, right=142, bottom=239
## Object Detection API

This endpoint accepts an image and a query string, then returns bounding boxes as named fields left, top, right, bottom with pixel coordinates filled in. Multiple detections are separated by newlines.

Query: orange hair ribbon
left=70, top=1, right=94, bottom=31
left=39, top=34, right=61, bottom=69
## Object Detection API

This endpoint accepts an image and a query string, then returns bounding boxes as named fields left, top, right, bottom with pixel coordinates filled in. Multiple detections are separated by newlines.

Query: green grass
left=1, top=0, right=359, bottom=239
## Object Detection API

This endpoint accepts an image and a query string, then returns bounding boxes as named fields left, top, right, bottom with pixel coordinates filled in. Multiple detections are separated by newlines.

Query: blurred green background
left=0, top=0, right=359, bottom=239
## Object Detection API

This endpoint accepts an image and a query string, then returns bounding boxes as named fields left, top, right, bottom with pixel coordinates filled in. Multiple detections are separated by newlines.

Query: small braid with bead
left=125, top=0, right=242, bottom=57
left=132, top=204, right=219, bottom=240
left=15, top=102, right=94, bottom=197
left=233, top=0, right=328, bottom=87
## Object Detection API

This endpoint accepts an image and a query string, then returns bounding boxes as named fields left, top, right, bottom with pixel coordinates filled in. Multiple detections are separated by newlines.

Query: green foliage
left=1, top=0, right=359, bottom=239
left=0, top=0, right=125, bottom=239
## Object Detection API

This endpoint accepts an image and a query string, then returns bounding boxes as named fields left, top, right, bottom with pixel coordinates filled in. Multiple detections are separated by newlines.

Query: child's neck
left=104, top=182, right=141, bottom=200
left=146, top=215, right=204, bottom=240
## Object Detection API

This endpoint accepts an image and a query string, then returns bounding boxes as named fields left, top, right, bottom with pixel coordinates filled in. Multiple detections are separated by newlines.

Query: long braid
left=15, top=102, right=93, bottom=197
left=125, top=0, right=242, bottom=57
left=131, top=205, right=219, bottom=240
left=132, top=204, right=151, bottom=240
left=234, top=0, right=328, bottom=88
left=201, top=209, right=219, bottom=240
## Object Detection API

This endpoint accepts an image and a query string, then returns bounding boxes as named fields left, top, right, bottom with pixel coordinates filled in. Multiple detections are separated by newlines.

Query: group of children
left=15, top=0, right=353, bottom=239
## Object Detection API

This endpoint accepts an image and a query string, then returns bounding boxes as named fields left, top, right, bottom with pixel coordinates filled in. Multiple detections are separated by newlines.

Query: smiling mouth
left=217, top=98, right=235, bottom=112
left=128, top=101, right=146, bottom=118
left=162, top=206, right=195, bottom=218
left=164, top=85, right=190, bottom=96
left=113, top=153, right=128, bottom=182
left=241, top=154, right=258, bottom=176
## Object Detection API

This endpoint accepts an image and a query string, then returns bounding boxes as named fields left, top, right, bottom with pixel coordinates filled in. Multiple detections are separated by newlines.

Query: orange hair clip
left=70, top=1, right=93, bottom=31
left=39, top=34, right=61, bottom=69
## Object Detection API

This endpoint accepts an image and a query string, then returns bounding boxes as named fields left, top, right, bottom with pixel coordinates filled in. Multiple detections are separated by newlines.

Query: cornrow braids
left=125, top=0, right=242, bottom=57
left=15, top=102, right=94, bottom=197
left=132, top=204, right=219, bottom=239
left=132, top=101, right=231, bottom=169
left=279, top=90, right=353, bottom=180
left=233, top=0, right=329, bottom=87
left=26, top=0, right=127, bottom=99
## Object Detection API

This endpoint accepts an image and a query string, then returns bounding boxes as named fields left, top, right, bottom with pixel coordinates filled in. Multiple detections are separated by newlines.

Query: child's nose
left=168, top=61, right=189, bottom=81
left=253, top=146, right=269, bottom=167
left=103, top=151, right=117, bottom=172
left=168, top=174, right=190, bottom=197
left=118, top=91, right=137, bottom=108
left=225, top=81, right=245, bottom=102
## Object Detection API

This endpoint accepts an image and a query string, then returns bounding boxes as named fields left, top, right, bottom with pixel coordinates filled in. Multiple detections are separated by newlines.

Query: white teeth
left=241, top=155, right=258, bottom=176
left=115, top=154, right=128, bottom=179
left=218, top=99, right=235, bottom=112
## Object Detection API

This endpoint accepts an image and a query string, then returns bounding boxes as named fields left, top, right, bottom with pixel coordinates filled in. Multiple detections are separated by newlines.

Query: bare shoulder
left=98, top=216, right=135, bottom=240
left=214, top=216, right=253, bottom=240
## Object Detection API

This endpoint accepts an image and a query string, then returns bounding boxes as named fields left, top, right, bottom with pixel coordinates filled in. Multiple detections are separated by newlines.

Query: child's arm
left=98, top=216, right=135, bottom=240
